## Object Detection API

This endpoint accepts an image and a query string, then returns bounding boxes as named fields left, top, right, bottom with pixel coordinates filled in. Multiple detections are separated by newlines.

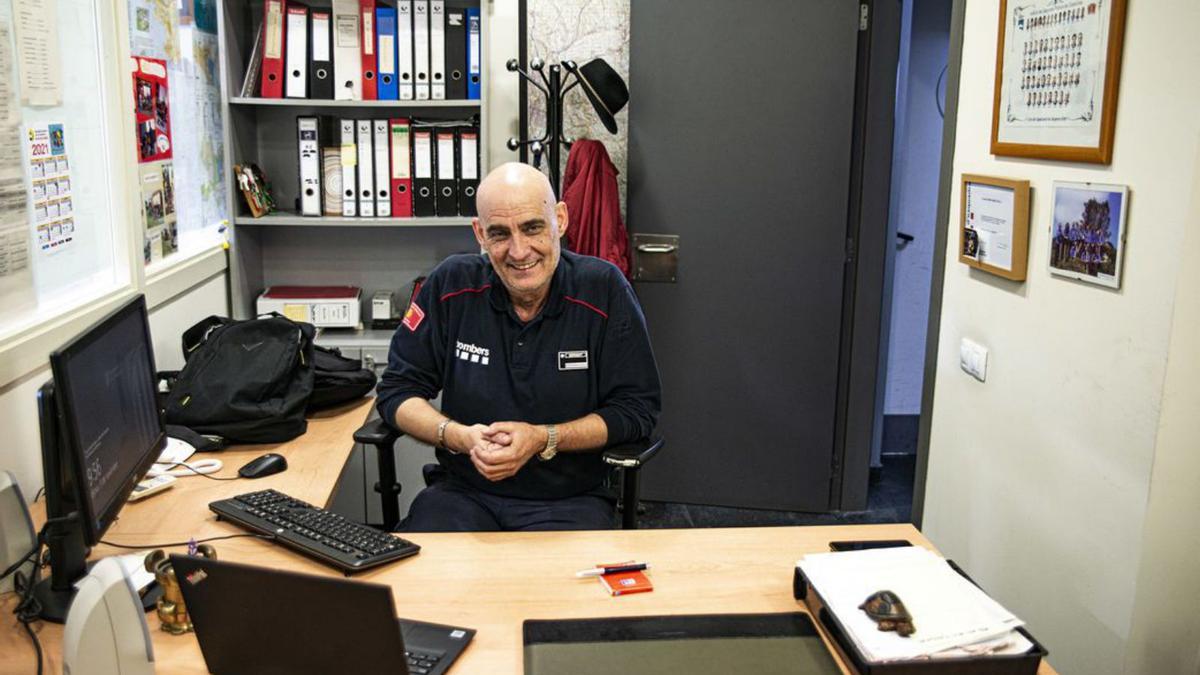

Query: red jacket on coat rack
left=561, top=139, right=632, bottom=278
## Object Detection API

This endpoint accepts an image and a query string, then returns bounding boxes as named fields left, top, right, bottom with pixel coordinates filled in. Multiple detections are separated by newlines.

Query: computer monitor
left=33, top=294, right=166, bottom=622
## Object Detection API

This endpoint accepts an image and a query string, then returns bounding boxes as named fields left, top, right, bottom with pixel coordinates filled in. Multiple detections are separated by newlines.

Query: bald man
left=376, top=163, right=661, bottom=531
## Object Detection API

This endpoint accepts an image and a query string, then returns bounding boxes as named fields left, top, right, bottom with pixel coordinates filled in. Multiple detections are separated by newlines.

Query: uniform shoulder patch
left=402, top=302, right=426, bottom=331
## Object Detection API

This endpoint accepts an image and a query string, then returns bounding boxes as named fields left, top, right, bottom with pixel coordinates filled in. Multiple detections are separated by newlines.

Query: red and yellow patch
left=402, top=302, right=426, bottom=331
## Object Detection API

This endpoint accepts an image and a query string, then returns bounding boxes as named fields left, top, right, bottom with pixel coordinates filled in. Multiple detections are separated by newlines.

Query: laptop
left=171, top=555, right=474, bottom=675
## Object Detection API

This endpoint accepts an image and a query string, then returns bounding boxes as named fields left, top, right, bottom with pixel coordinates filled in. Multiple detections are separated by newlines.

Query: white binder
left=297, top=117, right=322, bottom=215
left=396, top=0, right=414, bottom=100
left=332, top=0, right=362, bottom=100
left=285, top=6, right=308, bottom=97
left=339, top=118, right=357, bottom=216
left=429, top=0, right=445, bottom=100
left=372, top=120, right=391, bottom=217
left=356, top=120, right=375, bottom=217
left=413, top=0, right=430, bottom=100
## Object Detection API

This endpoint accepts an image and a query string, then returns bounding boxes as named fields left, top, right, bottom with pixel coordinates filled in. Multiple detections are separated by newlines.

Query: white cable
left=146, top=459, right=224, bottom=478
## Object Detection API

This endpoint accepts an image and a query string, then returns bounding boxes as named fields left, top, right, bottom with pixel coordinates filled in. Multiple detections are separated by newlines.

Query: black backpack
left=308, top=345, right=378, bottom=412
left=163, top=315, right=316, bottom=443
left=161, top=315, right=379, bottom=443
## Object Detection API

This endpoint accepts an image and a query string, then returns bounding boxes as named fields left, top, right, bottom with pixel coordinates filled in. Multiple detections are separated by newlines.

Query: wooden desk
left=1, top=399, right=1055, bottom=674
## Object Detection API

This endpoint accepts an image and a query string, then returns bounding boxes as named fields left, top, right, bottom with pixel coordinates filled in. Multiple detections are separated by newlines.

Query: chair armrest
left=354, top=416, right=403, bottom=447
left=602, top=436, right=664, bottom=469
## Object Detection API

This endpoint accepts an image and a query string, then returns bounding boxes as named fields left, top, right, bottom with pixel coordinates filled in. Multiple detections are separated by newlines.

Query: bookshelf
left=215, top=0, right=488, bottom=321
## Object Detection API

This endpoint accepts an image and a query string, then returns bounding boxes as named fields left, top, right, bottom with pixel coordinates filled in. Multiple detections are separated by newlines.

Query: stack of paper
left=797, top=547, right=1031, bottom=663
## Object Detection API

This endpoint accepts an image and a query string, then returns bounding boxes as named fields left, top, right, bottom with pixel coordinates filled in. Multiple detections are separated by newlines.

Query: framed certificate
left=990, top=0, right=1127, bottom=164
left=960, top=175, right=1031, bottom=281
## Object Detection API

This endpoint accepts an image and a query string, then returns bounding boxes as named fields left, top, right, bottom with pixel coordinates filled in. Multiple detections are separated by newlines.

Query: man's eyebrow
left=519, top=219, right=547, bottom=229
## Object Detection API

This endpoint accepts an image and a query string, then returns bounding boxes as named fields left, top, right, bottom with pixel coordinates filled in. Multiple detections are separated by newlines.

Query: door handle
left=636, top=243, right=677, bottom=254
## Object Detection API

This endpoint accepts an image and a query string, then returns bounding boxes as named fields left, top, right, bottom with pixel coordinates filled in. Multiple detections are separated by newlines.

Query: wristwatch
left=538, top=425, right=558, bottom=461
left=436, top=419, right=453, bottom=452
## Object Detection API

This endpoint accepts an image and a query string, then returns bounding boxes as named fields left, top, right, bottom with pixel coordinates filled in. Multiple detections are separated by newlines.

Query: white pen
left=575, top=563, right=650, bottom=578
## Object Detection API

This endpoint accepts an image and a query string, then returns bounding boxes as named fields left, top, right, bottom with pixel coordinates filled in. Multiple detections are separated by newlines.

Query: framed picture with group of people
left=990, top=0, right=1127, bottom=163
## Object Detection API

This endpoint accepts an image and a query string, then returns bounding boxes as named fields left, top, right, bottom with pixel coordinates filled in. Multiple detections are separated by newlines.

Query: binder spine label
left=265, top=1, right=284, bottom=58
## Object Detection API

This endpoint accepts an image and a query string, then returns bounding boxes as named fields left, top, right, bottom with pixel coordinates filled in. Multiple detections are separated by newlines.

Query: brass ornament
left=144, top=545, right=217, bottom=635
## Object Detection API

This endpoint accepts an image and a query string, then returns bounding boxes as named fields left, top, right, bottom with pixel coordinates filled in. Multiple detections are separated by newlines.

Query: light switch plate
left=960, top=338, right=988, bottom=382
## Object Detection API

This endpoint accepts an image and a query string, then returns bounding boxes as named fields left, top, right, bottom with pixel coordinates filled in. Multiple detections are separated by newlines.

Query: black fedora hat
left=574, top=58, right=628, bottom=134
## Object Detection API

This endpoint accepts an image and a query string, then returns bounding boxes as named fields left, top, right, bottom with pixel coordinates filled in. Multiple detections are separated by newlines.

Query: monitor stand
left=31, top=519, right=162, bottom=623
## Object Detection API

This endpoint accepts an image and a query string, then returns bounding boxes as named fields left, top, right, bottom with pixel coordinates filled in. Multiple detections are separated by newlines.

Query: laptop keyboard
left=406, top=649, right=444, bottom=674
left=210, top=489, right=420, bottom=573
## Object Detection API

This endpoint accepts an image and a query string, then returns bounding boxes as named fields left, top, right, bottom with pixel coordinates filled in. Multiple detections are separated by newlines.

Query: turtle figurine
left=859, top=590, right=915, bottom=637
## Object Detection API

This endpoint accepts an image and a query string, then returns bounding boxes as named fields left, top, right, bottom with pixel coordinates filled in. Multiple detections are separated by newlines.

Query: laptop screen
left=523, top=613, right=840, bottom=675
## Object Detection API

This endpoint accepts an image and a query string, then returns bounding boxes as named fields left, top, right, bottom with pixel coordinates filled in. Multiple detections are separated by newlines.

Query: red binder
left=260, top=0, right=287, bottom=98
left=359, top=0, right=378, bottom=100
left=389, top=118, right=413, bottom=217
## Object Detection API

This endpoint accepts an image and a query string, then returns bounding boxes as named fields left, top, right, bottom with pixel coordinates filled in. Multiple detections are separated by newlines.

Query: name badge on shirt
left=558, top=350, right=589, bottom=371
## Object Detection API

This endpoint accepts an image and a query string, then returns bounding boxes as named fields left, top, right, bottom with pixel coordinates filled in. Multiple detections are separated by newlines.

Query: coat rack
left=505, top=57, right=628, bottom=197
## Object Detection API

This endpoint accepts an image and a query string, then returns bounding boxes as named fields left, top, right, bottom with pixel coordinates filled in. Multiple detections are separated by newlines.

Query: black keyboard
left=210, top=489, right=419, bottom=573
left=405, top=649, right=443, bottom=675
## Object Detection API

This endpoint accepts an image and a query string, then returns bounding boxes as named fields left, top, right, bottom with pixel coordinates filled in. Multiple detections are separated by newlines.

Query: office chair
left=353, top=415, right=664, bottom=531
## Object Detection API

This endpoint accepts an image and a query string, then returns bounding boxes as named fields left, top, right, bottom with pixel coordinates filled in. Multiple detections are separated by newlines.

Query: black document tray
left=793, top=559, right=1048, bottom=675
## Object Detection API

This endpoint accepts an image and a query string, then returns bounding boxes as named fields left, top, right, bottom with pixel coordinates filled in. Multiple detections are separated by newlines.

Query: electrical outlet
left=959, top=338, right=988, bottom=382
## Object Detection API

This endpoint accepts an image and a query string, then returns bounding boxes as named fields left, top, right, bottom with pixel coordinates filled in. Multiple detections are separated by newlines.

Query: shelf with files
left=228, top=97, right=481, bottom=109
left=216, top=0, right=488, bottom=320
left=234, top=211, right=473, bottom=227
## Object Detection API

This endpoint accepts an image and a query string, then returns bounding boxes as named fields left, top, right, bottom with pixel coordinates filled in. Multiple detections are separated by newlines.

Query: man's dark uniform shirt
left=377, top=250, right=661, bottom=500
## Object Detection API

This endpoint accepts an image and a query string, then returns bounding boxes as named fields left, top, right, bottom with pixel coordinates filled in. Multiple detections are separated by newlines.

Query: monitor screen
left=49, top=295, right=164, bottom=543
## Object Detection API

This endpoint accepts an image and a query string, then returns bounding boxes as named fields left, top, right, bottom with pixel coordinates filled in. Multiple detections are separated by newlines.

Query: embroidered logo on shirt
left=456, top=340, right=490, bottom=365
left=402, top=302, right=425, bottom=331
left=558, top=350, right=589, bottom=371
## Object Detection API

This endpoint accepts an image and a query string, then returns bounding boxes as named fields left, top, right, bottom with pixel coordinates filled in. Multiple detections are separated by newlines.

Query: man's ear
left=555, top=202, right=569, bottom=239
left=471, top=217, right=486, bottom=247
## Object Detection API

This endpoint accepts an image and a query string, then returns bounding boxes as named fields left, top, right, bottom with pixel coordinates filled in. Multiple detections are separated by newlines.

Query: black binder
left=457, top=124, right=479, bottom=216
left=434, top=127, right=459, bottom=216
left=445, top=8, right=467, bottom=100
left=411, top=124, right=436, bottom=216
left=309, top=10, right=334, bottom=99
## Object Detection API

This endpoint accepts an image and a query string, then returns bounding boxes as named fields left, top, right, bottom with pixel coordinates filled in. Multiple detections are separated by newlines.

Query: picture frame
left=960, top=174, right=1031, bottom=281
left=990, top=0, right=1127, bottom=164
left=1048, top=181, right=1128, bottom=288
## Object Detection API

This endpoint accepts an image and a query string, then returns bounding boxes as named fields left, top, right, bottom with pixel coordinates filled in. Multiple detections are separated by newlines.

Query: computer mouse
left=238, top=453, right=288, bottom=479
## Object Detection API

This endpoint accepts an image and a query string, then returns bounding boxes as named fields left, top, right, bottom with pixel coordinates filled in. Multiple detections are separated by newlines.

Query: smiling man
left=376, top=162, right=661, bottom=531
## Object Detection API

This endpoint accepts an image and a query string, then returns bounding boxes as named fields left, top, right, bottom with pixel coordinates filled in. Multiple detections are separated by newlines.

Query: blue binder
left=376, top=7, right=399, bottom=100
left=466, top=7, right=481, bottom=100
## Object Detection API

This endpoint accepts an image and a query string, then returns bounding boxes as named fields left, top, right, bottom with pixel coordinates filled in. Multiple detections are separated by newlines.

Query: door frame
left=911, top=0, right=966, bottom=526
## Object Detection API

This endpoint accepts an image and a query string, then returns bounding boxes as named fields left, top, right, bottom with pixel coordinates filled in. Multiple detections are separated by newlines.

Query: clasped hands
left=453, top=421, right=549, bottom=482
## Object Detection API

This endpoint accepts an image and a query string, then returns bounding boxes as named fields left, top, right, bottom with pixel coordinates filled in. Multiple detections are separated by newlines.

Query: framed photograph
left=960, top=174, right=1032, bottom=281
left=991, top=0, right=1127, bottom=164
left=1048, top=181, right=1128, bottom=288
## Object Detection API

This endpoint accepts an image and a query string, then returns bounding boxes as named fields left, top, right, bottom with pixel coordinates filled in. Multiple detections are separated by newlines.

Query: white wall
left=0, top=274, right=226, bottom=498
left=922, top=2, right=1200, bottom=674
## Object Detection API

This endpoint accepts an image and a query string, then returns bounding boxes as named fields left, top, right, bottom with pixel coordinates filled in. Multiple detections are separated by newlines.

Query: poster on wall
left=0, top=19, right=34, bottom=314
left=132, top=56, right=173, bottom=163
left=131, top=56, right=177, bottom=263
left=991, top=0, right=1127, bottom=164
left=140, top=161, right=177, bottom=264
left=26, top=123, right=76, bottom=255
left=1048, top=181, right=1127, bottom=289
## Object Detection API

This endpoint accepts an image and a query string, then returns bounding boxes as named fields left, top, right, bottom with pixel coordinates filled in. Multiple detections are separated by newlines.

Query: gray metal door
left=628, top=0, right=862, bottom=511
